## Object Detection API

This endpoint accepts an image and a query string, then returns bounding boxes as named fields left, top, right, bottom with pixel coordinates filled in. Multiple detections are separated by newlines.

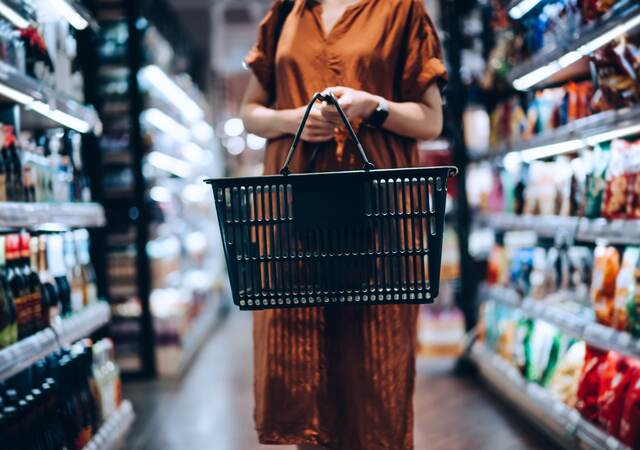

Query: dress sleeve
left=244, top=0, right=284, bottom=99
left=399, top=1, right=448, bottom=102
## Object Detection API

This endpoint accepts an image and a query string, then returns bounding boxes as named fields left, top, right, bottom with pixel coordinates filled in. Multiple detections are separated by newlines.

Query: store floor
left=123, top=311, right=557, bottom=450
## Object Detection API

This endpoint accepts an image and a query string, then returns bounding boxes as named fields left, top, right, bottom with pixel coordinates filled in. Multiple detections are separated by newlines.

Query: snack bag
left=576, top=345, right=609, bottom=422
left=620, top=369, right=640, bottom=448
left=598, top=354, right=636, bottom=437
left=626, top=140, right=640, bottom=218
left=549, top=341, right=586, bottom=407
left=612, top=247, right=640, bottom=331
left=603, top=140, right=629, bottom=219
left=591, top=244, right=621, bottom=326
left=585, top=143, right=611, bottom=218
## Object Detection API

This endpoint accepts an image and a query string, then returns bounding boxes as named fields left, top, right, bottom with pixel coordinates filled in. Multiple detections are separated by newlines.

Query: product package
left=524, top=320, right=562, bottom=386
left=626, top=141, right=640, bottom=219
left=591, top=244, right=621, bottom=326
left=627, top=255, right=640, bottom=337
left=549, top=341, right=586, bottom=407
left=585, top=143, right=611, bottom=219
left=612, top=247, right=640, bottom=331
left=597, top=353, right=636, bottom=437
left=620, top=369, right=640, bottom=449
left=603, top=140, right=630, bottom=220
left=576, top=346, right=609, bottom=422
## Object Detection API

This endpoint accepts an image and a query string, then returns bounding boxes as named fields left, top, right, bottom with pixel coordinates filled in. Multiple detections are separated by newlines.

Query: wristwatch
left=365, top=96, right=389, bottom=128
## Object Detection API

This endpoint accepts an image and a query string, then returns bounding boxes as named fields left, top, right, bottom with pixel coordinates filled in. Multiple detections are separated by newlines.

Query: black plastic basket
left=206, top=92, right=457, bottom=310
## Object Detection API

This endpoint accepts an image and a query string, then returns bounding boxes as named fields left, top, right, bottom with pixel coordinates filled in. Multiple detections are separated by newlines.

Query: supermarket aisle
left=124, top=312, right=556, bottom=450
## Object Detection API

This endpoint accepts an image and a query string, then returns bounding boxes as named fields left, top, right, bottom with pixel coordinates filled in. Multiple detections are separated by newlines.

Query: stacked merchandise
left=480, top=301, right=640, bottom=449
left=0, top=230, right=98, bottom=348
left=0, top=338, right=126, bottom=450
left=92, top=0, right=224, bottom=377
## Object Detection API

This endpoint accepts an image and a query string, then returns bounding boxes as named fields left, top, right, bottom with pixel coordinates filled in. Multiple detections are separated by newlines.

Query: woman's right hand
left=285, top=105, right=335, bottom=143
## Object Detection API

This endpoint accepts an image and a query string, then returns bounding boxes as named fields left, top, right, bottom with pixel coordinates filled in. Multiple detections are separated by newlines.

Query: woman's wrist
left=277, top=108, right=301, bottom=135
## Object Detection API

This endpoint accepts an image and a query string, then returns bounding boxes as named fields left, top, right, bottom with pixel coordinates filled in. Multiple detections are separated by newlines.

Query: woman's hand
left=285, top=104, right=336, bottom=143
left=320, top=86, right=379, bottom=125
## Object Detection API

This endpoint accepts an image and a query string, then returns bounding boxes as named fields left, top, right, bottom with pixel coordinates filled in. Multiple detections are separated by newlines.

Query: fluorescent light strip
left=516, top=124, right=640, bottom=162
left=46, top=0, right=88, bottom=30
left=0, top=82, right=34, bottom=105
left=513, top=12, right=640, bottom=90
left=142, top=108, right=191, bottom=142
left=138, top=65, right=204, bottom=123
left=0, top=2, right=30, bottom=28
left=29, top=101, right=91, bottom=133
left=509, top=0, right=543, bottom=20
left=147, top=151, right=192, bottom=178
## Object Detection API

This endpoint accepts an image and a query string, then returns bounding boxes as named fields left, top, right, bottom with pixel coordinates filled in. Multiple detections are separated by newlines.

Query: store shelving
left=471, top=341, right=631, bottom=450
left=476, top=212, right=640, bottom=245
left=0, top=301, right=110, bottom=382
left=0, top=60, right=101, bottom=134
left=0, top=201, right=106, bottom=228
left=470, top=105, right=640, bottom=162
left=82, top=400, right=135, bottom=450
left=483, top=284, right=640, bottom=359
left=508, top=0, right=640, bottom=90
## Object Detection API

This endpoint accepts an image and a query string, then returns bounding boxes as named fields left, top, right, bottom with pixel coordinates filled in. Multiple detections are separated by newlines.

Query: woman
left=240, top=1, right=447, bottom=449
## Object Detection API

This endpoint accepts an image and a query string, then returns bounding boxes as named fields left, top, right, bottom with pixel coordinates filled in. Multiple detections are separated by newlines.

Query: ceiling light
left=47, top=0, right=89, bottom=30
left=150, top=186, right=172, bottom=203
left=138, top=65, right=204, bottom=123
left=147, top=151, right=192, bottom=178
left=508, top=0, right=542, bottom=20
left=226, top=136, right=245, bottom=155
left=142, top=108, right=191, bottom=142
left=180, top=142, right=206, bottom=163
left=0, top=2, right=30, bottom=28
left=223, top=118, right=244, bottom=137
left=192, top=120, right=214, bottom=142
left=246, top=133, right=266, bottom=150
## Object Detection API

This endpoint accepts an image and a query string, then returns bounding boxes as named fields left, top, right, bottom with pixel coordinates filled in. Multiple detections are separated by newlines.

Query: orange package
left=591, top=244, right=621, bottom=326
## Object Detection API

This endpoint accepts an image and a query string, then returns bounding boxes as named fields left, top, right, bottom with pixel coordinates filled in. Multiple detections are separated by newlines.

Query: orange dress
left=245, top=1, right=447, bottom=448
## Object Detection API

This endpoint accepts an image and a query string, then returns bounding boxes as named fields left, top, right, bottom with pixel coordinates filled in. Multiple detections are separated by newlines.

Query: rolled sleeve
left=400, top=1, right=448, bottom=102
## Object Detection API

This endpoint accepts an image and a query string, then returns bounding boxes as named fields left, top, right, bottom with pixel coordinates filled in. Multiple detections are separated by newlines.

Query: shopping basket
left=206, top=92, right=457, bottom=310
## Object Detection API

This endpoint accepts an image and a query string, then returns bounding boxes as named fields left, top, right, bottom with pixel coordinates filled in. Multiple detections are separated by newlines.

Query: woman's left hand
left=320, top=86, right=379, bottom=125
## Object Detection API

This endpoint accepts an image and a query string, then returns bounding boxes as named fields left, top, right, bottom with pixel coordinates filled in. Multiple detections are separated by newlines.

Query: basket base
left=234, top=291, right=436, bottom=311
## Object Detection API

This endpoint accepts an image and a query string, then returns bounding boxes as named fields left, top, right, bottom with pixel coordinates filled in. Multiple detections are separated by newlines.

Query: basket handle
left=280, top=92, right=375, bottom=176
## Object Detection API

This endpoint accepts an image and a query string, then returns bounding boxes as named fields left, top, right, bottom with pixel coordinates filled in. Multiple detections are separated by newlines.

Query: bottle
left=0, top=128, right=7, bottom=203
left=29, top=235, right=48, bottom=331
left=20, top=232, right=42, bottom=333
left=0, top=237, right=12, bottom=348
left=48, top=235, right=71, bottom=317
left=6, top=234, right=30, bottom=339
left=4, top=126, right=23, bottom=202
left=64, top=232, right=83, bottom=313
left=75, top=230, right=97, bottom=306
left=0, top=237, right=17, bottom=346
left=38, top=235, right=58, bottom=325
left=70, top=352, right=93, bottom=448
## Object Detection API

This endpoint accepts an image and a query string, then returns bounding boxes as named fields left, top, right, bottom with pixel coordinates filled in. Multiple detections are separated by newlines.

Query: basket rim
left=204, top=165, right=458, bottom=185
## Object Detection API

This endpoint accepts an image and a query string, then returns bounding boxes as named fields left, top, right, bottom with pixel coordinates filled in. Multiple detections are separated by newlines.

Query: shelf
left=470, top=341, right=631, bottom=450
left=176, top=295, right=222, bottom=376
left=476, top=212, right=640, bottom=245
left=508, top=1, right=640, bottom=90
left=0, top=302, right=110, bottom=382
left=470, top=105, right=640, bottom=162
left=0, top=60, right=101, bottom=134
left=0, top=202, right=106, bottom=228
left=483, top=285, right=640, bottom=359
left=82, top=400, right=135, bottom=450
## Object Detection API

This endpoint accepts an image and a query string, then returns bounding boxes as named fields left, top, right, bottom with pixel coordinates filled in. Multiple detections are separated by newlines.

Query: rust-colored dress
left=245, top=1, right=447, bottom=448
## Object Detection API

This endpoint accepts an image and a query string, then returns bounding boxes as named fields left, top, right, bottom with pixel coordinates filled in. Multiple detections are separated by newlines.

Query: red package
left=576, top=346, right=609, bottom=422
left=620, top=369, right=640, bottom=449
left=626, top=141, right=640, bottom=219
left=598, top=355, right=637, bottom=437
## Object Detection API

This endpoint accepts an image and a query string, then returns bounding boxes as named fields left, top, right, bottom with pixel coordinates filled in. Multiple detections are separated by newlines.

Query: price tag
left=584, top=323, right=615, bottom=349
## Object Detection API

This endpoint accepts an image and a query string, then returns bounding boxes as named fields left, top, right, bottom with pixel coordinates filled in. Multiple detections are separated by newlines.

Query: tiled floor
left=123, top=312, right=557, bottom=450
